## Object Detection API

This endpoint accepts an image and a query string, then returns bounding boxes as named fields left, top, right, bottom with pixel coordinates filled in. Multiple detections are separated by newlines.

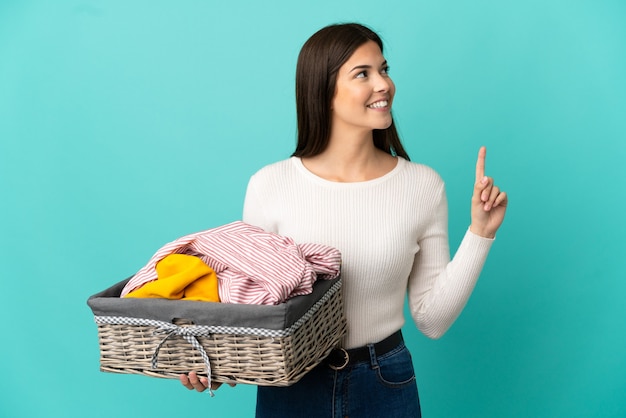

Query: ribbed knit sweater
left=243, top=156, right=493, bottom=348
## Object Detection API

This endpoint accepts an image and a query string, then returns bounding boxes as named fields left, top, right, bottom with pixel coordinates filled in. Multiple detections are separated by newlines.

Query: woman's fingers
left=180, top=372, right=234, bottom=393
left=475, top=146, right=486, bottom=183
left=475, top=175, right=495, bottom=208
left=474, top=175, right=506, bottom=211
left=180, top=371, right=208, bottom=392
left=493, top=191, right=508, bottom=208
left=484, top=185, right=500, bottom=211
left=478, top=176, right=492, bottom=202
left=180, top=373, right=193, bottom=389
left=191, top=372, right=209, bottom=392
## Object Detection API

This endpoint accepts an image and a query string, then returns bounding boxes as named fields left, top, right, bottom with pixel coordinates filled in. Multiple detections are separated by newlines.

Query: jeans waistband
left=325, top=330, right=403, bottom=370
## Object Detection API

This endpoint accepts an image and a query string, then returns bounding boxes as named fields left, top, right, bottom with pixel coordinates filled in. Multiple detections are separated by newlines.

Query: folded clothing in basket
left=124, top=254, right=220, bottom=302
left=121, top=221, right=342, bottom=305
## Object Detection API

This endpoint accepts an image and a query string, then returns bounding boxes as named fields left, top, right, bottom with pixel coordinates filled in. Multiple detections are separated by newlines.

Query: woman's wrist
left=469, top=224, right=496, bottom=239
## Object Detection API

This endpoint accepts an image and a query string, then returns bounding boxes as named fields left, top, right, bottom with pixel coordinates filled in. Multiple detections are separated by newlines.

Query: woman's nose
left=374, top=74, right=392, bottom=92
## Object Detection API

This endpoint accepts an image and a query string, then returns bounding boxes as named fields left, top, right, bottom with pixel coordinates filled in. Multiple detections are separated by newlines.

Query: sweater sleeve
left=242, top=172, right=277, bottom=233
left=407, top=183, right=494, bottom=339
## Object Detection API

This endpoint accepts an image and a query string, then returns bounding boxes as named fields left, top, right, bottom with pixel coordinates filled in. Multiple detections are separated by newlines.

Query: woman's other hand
left=180, top=372, right=235, bottom=393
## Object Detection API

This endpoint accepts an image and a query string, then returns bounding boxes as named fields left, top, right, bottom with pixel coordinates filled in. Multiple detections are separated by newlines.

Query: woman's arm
left=408, top=147, right=506, bottom=339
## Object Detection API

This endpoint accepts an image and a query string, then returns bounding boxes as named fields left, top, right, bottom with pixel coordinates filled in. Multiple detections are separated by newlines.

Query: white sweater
left=243, top=156, right=493, bottom=348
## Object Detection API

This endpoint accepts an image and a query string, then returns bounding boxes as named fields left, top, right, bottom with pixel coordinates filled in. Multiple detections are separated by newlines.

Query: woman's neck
left=301, top=131, right=397, bottom=182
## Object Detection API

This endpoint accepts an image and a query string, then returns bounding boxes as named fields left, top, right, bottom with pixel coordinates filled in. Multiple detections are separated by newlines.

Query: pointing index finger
left=476, top=146, right=486, bottom=182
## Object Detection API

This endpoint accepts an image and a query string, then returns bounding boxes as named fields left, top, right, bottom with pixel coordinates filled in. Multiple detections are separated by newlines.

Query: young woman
left=181, top=23, right=507, bottom=417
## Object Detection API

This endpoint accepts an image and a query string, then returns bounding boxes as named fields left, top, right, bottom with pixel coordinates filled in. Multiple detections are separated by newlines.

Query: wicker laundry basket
left=87, top=277, right=346, bottom=388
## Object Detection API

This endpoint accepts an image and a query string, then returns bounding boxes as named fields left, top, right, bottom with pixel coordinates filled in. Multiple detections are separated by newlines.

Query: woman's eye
left=382, top=66, right=390, bottom=75
left=356, top=71, right=367, bottom=79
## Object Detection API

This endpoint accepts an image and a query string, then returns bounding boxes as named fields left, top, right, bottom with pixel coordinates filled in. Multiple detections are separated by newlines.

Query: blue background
left=1, top=1, right=625, bottom=417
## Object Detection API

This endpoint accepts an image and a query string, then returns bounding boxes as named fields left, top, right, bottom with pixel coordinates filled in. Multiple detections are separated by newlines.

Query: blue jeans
left=256, top=340, right=421, bottom=417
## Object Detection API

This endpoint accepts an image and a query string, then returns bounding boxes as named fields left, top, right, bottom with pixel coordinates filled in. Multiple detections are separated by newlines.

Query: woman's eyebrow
left=349, top=60, right=388, bottom=73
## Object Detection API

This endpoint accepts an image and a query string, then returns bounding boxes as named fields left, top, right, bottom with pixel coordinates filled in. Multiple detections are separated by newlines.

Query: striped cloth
left=120, top=221, right=341, bottom=305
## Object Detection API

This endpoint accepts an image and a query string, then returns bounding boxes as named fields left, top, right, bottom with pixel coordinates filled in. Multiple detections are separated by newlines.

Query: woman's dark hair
left=292, top=23, right=409, bottom=160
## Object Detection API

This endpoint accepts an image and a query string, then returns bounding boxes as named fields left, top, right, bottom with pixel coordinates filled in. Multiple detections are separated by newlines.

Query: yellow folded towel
left=124, top=254, right=220, bottom=302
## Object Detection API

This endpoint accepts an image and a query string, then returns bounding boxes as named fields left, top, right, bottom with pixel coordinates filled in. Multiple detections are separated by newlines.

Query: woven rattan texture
left=96, top=287, right=346, bottom=386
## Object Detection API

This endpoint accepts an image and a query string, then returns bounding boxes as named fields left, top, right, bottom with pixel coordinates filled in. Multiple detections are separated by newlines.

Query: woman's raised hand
left=469, top=146, right=508, bottom=238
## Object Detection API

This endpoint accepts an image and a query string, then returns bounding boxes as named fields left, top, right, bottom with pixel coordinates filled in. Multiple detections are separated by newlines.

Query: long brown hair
left=292, top=23, right=410, bottom=160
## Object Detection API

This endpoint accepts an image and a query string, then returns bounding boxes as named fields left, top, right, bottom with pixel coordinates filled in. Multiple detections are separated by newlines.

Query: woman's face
left=331, top=40, right=395, bottom=137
